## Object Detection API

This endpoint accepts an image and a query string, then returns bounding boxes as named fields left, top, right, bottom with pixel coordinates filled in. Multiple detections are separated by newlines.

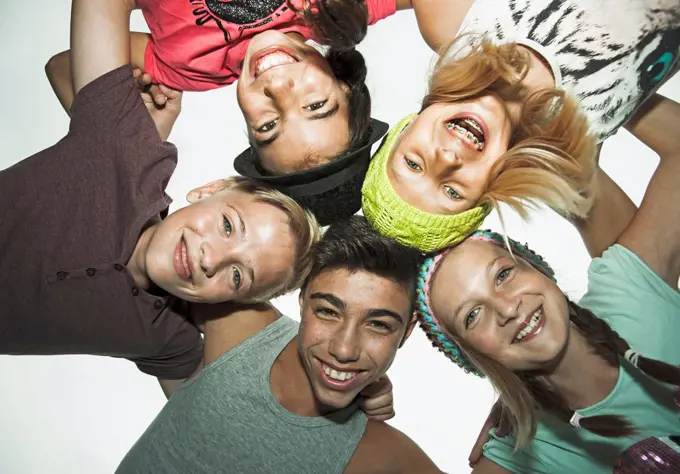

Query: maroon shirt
left=0, top=65, right=202, bottom=379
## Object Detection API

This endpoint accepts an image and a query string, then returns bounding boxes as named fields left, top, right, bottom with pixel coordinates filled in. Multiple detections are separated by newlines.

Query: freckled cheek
left=299, top=319, right=331, bottom=349
left=362, top=337, right=399, bottom=371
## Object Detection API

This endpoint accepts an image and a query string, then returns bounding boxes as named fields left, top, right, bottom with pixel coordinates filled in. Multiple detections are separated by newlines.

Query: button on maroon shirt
left=0, top=65, right=202, bottom=379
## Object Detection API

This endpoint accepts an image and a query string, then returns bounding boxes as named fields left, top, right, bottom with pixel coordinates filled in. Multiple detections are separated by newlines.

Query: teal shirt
left=483, top=245, right=680, bottom=473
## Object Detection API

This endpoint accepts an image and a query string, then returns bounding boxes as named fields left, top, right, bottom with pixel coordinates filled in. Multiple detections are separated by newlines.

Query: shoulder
left=580, top=244, right=680, bottom=362
left=581, top=244, right=680, bottom=312
left=191, top=302, right=283, bottom=366
left=344, top=420, right=443, bottom=474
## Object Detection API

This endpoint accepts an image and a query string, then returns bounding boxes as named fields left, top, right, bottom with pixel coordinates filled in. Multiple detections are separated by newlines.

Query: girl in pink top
left=46, top=0, right=407, bottom=176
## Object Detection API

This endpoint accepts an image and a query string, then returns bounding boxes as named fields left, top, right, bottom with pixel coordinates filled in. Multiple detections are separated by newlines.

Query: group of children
left=3, top=0, right=680, bottom=472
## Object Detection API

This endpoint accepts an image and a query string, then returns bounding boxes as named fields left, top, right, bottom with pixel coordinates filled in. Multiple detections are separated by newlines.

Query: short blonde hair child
left=220, top=177, right=322, bottom=301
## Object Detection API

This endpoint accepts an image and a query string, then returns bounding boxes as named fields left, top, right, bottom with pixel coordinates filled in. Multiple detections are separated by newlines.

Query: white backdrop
left=1, top=2, right=679, bottom=473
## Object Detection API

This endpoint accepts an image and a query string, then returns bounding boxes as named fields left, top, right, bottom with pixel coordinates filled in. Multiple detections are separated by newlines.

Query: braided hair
left=416, top=230, right=680, bottom=447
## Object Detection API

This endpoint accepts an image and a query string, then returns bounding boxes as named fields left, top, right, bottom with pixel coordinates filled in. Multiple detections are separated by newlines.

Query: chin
left=313, top=385, right=357, bottom=411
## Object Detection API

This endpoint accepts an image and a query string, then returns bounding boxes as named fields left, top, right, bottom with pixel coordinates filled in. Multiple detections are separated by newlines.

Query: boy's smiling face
left=144, top=181, right=296, bottom=303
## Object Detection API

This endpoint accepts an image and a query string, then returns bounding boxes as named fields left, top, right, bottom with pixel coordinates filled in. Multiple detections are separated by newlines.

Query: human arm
left=191, top=302, right=280, bottom=366
left=409, top=0, right=473, bottom=52
left=617, top=94, right=680, bottom=289
left=45, top=31, right=149, bottom=115
left=395, top=0, right=413, bottom=10
left=571, top=161, right=637, bottom=259
left=157, top=358, right=204, bottom=398
left=70, top=0, right=137, bottom=93
left=344, top=420, right=444, bottom=474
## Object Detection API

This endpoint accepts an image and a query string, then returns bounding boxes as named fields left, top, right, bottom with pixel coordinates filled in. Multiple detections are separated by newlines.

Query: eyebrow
left=251, top=102, right=340, bottom=148
left=309, top=292, right=346, bottom=310
left=253, top=131, right=281, bottom=148
left=487, top=256, right=502, bottom=276
left=367, top=308, right=405, bottom=324
left=227, top=204, right=255, bottom=291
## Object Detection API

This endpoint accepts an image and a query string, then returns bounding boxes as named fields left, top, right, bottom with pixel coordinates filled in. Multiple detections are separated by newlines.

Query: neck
left=126, top=225, right=156, bottom=290
left=545, top=325, right=619, bottom=409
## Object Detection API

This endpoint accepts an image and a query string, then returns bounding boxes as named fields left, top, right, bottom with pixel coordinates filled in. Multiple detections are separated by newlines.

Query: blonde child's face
left=237, top=30, right=350, bottom=175
left=387, top=95, right=512, bottom=215
left=145, top=183, right=296, bottom=304
left=430, top=240, right=570, bottom=372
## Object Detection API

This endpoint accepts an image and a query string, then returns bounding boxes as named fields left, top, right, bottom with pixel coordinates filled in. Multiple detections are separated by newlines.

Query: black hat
left=234, top=118, right=389, bottom=226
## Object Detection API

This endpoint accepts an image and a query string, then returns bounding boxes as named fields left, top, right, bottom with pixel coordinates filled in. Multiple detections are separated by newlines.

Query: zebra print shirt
left=454, top=0, right=680, bottom=141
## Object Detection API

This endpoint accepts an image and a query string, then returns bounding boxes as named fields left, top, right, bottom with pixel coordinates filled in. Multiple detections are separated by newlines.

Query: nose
left=264, top=74, right=295, bottom=101
left=495, top=293, right=521, bottom=326
left=199, top=241, right=228, bottom=278
left=328, top=323, right=361, bottom=363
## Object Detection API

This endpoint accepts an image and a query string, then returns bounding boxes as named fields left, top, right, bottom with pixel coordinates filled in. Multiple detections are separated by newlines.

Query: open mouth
left=447, top=116, right=486, bottom=151
left=315, top=359, right=366, bottom=391
left=252, top=49, right=299, bottom=79
left=513, top=306, right=545, bottom=343
left=173, top=236, right=193, bottom=283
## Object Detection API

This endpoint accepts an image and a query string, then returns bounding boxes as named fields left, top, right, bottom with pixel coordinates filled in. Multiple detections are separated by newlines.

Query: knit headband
left=361, top=115, right=492, bottom=253
left=415, top=229, right=556, bottom=377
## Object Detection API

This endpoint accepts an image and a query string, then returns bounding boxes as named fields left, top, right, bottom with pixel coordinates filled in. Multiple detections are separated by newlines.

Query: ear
left=398, top=313, right=418, bottom=348
left=186, top=179, right=228, bottom=203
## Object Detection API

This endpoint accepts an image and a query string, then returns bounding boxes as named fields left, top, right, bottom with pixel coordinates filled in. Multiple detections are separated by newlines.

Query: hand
left=358, top=376, right=395, bottom=422
left=132, top=68, right=182, bottom=141
left=468, top=400, right=509, bottom=468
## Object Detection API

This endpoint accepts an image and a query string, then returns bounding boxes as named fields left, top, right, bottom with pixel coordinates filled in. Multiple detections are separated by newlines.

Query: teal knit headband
left=415, top=229, right=557, bottom=377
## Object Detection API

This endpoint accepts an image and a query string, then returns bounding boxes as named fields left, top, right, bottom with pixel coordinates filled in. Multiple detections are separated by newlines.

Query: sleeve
left=578, top=244, right=680, bottom=363
left=482, top=430, right=550, bottom=474
left=132, top=321, right=204, bottom=380
left=68, top=64, right=178, bottom=204
left=70, top=65, right=159, bottom=141
left=365, top=0, right=396, bottom=24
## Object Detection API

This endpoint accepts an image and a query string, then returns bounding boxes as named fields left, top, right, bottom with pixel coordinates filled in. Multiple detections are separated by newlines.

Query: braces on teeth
left=450, top=123, right=485, bottom=151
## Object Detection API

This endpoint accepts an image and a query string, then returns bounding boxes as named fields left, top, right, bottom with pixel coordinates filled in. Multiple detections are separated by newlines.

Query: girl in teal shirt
left=414, top=93, right=680, bottom=473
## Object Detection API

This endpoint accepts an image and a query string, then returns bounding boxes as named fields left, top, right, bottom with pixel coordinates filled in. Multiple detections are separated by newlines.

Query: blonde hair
left=423, top=36, right=598, bottom=219
left=220, top=177, right=322, bottom=301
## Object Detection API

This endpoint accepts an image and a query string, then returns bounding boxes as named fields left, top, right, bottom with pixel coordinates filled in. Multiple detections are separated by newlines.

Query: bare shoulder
left=344, top=420, right=444, bottom=474
left=190, top=302, right=280, bottom=365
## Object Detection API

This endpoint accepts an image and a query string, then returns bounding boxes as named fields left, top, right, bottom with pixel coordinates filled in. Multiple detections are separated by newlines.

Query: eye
left=314, top=307, right=337, bottom=318
left=404, top=157, right=422, bottom=171
left=444, top=185, right=462, bottom=200
left=223, top=216, right=232, bottom=236
left=304, top=100, right=327, bottom=111
left=496, top=267, right=513, bottom=285
left=368, top=320, right=392, bottom=332
left=257, top=119, right=278, bottom=133
left=465, top=308, right=479, bottom=329
left=232, top=267, right=242, bottom=289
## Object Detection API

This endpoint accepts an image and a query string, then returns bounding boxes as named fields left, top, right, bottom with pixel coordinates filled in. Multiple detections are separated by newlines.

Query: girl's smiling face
left=429, top=239, right=570, bottom=371
left=387, top=94, right=512, bottom=215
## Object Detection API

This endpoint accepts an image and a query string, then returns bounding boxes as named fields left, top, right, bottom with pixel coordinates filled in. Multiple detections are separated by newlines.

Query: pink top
left=138, top=0, right=396, bottom=91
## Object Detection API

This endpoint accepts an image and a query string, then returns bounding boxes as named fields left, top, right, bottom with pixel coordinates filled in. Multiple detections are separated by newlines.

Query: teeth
left=182, top=240, right=191, bottom=280
left=323, top=364, right=357, bottom=381
left=514, top=309, right=542, bottom=341
left=448, top=118, right=485, bottom=151
left=255, top=51, right=297, bottom=77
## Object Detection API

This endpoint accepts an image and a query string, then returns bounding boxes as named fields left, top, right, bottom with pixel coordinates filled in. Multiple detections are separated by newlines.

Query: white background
left=1, top=2, right=679, bottom=473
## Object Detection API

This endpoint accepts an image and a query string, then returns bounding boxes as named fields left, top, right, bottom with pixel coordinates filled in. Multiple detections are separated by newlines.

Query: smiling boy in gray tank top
left=116, top=216, right=443, bottom=474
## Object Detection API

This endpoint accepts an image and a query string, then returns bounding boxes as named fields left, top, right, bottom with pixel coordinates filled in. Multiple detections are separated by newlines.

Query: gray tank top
left=116, top=316, right=368, bottom=474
